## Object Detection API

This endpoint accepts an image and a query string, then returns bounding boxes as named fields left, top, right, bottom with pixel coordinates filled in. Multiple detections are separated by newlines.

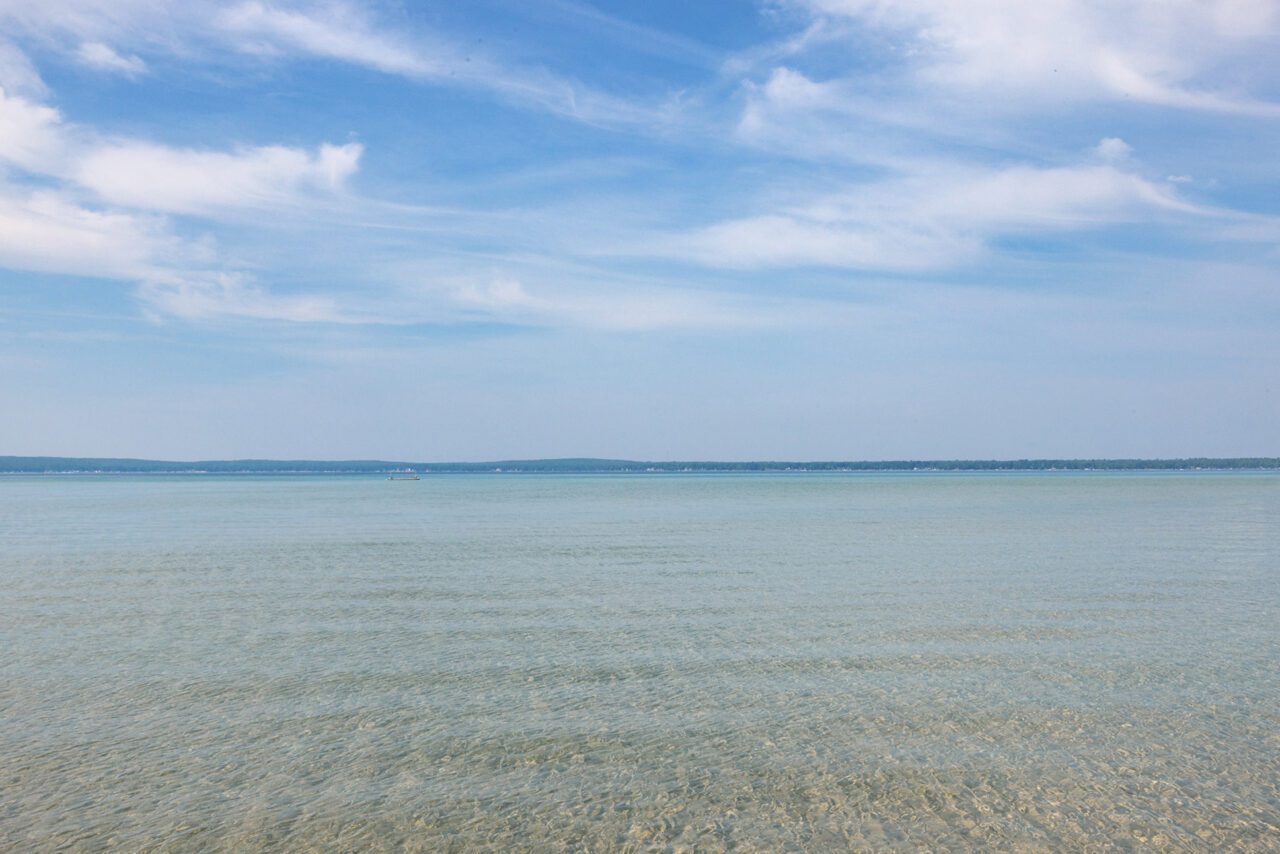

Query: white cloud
left=449, top=276, right=542, bottom=312
left=137, top=272, right=347, bottom=323
left=672, top=213, right=978, bottom=270
left=922, top=164, right=1198, bottom=224
left=0, top=177, right=361, bottom=324
left=391, top=267, right=820, bottom=331
left=273, top=4, right=672, bottom=124
left=665, top=161, right=1207, bottom=270
left=791, top=0, right=1280, bottom=115
left=1, top=0, right=1273, bottom=338
left=0, top=0, right=664, bottom=127
left=1094, top=137, right=1133, bottom=163
left=0, top=171, right=364, bottom=325
left=0, top=0, right=178, bottom=38
left=755, top=66, right=836, bottom=111
left=74, top=141, right=363, bottom=213
left=732, top=65, right=991, bottom=167
left=75, top=42, right=147, bottom=76
left=214, top=2, right=665, bottom=125
left=2, top=81, right=362, bottom=217
left=216, top=1, right=440, bottom=77
left=0, top=184, right=190, bottom=279
left=1094, top=51, right=1280, bottom=116
left=719, top=5, right=1280, bottom=275
left=738, top=67, right=840, bottom=136
left=0, top=40, right=47, bottom=97
left=0, top=81, right=362, bottom=323
left=0, top=86, right=66, bottom=173
left=537, top=287, right=769, bottom=331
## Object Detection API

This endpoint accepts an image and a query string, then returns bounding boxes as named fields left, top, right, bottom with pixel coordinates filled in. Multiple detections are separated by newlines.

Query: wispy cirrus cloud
left=74, top=41, right=147, bottom=76
left=0, top=185, right=190, bottom=279
left=0, top=0, right=674, bottom=127
left=137, top=272, right=348, bottom=324
left=403, top=274, right=783, bottom=332
left=0, top=79, right=796, bottom=331
left=0, top=85, right=66, bottom=172
left=683, top=2, right=1280, bottom=275
left=1, top=4, right=1277, bottom=327
left=75, top=141, right=362, bottom=214
left=215, top=1, right=443, bottom=76
left=217, top=1, right=675, bottom=126
left=656, top=151, right=1224, bottom=271
left=0, top=40, right=47, bottom=97
left=370, top=253, right=848, bottom=332
left=0, top=172, right=358, bottom=323
left=0, top=82, right=364, bottom=215
left=0, top=81, right=366, bottom=322
left=726, top=1, right=1280, bottom=175
left=784, top=0, right=1280, bottom=116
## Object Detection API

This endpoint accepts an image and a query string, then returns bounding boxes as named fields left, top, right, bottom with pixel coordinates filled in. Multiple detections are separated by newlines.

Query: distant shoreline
left=2, top=456, right=1278, bottom=474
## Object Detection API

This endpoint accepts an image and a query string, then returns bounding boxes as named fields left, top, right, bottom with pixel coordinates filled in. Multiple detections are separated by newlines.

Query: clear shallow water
left=2, top=472, right=1278, bottom=852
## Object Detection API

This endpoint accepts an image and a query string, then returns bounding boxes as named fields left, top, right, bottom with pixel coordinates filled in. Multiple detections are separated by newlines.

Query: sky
left=1, top=0, right=1278, bottom=461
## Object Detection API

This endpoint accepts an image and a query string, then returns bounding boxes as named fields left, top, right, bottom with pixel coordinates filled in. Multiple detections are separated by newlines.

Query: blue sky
left=1, top=0, right=1278, bottom=460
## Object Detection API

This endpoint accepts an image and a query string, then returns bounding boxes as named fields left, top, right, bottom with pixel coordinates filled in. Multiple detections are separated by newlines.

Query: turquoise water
left=3, top=473, right=1278, bottom=851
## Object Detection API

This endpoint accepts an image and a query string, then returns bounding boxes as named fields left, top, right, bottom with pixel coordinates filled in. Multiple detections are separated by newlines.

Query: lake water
left=3, top=473, right=1278, bottom=851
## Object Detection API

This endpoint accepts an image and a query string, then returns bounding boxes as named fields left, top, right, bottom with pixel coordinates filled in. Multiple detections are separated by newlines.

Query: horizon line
left=3, top=455, right=1279, bottom=474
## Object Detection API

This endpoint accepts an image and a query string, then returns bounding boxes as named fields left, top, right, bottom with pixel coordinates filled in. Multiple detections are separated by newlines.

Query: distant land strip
left=2, top=456, right=1278, bottom=474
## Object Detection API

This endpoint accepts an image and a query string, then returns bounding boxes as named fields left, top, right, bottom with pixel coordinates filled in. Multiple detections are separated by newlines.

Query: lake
left=3, top=473, right=1278, bottom=851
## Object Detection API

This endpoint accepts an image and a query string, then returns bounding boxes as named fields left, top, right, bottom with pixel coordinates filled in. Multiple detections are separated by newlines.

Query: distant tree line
left=2, top=456, right=1278, bottom=473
